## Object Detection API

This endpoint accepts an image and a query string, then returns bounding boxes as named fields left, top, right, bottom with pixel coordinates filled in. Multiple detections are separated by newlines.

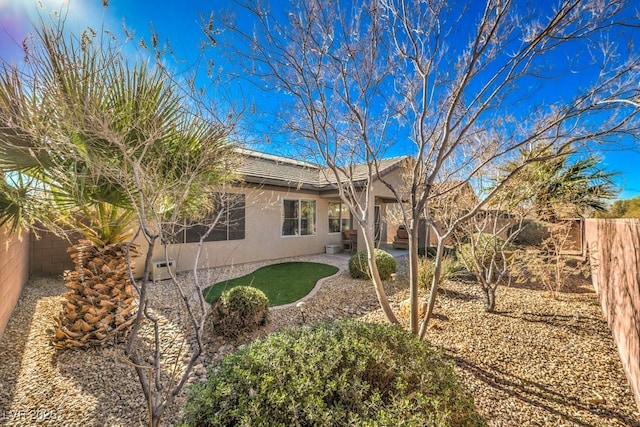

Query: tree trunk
left=408, top=225, right=420, bottom=334
left=365, top=235, right=399, bottom=325
left=52, top=239, right=138, bottom=349
left=484, top=287, right=496, bottom=312
left=418, top=239, right=446, bottom=339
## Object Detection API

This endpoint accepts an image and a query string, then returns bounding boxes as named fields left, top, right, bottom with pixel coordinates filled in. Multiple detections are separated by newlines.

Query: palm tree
left=496, top=144, right=618, bottom=222
left=0, top=21, right=235, bottom=348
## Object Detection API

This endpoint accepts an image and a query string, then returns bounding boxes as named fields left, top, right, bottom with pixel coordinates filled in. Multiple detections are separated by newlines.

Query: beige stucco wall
left=585, top=218, right=640, bottom=409
left=136, top=167, right=409, bottom=275
left=371, top=168, right=408, bottom=198
left=0, top=227, right=30, bottom=339
left=141, top=185, right=347, bottom=275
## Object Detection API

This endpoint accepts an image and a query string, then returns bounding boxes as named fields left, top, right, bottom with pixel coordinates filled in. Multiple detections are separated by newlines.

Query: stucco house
left=0, top=149, right=408, bottom=337
left=145, top=148, right=409, bottom=276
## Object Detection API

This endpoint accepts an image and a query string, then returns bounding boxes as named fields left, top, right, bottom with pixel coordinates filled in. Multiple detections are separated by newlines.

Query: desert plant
left=349, top=249, right=397, bottom=280
left=51, top=204, right=139, bottom=349
left=457, top=232, right=515, bottom=312
left=209, top=286, right=269, bottom=337
left=180, top=320, right=485, bottom=427
left=53, top=237, right=138, bottom=348
left=418, top=256, right=464, bottom=290
left=0, top=11, right=238, bottom=427
left=458, top=234, right=513, bottom=275
left=514, top=221, right=588, bottom=298
left=496, top=145, right=617, bottom=222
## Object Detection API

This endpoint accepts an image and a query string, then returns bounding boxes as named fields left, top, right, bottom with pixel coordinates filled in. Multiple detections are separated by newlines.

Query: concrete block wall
left=563, top=218, right=584, bottom=254
left=585, top=218, right=640, bottom=409
left=0, top=226, right=30, bottom=339
left=30, top=231, right=74, bottom=277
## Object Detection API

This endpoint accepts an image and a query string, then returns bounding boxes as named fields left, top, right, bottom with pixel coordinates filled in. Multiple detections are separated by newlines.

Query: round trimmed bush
left=349, top=249, right=397, bottom=280
left=180, top=320, right=485, bottom=427
left=208, top=286, right=269, bottom=337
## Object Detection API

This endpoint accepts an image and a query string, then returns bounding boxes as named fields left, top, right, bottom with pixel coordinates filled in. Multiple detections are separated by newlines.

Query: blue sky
left=2, top=0, right=640, bottom=200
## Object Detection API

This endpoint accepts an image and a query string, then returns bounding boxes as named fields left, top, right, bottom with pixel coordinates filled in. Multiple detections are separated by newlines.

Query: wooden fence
left=585, top=218, right=640, bottom=409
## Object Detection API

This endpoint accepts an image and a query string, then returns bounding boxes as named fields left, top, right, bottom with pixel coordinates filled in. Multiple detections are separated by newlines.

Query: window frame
left=175, top=193, right=246, bottom=244
left=282, top=198, right=317, bottom=237
left=328, top=201, right=352, bottom=234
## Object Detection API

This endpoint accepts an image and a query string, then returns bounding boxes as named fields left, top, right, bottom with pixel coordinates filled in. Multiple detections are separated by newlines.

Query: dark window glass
left=182, top=193, right=245, bottom=243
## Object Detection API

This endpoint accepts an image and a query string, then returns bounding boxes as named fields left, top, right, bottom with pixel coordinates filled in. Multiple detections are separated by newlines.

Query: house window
left=282, top=199, right=316, bottom=236
left=176, top=193, right=245, bottom=243
left=328, top=201, right=351, bottom=233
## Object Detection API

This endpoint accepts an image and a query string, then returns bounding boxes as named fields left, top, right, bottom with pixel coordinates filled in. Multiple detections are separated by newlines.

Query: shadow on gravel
left=495, top=310, right=611, bottom=340
left=451, top=355, right=640, bottom=427
left=54, top=310, right=192, bottom=426
left=0, top=288, right=37, bottom=417
left=508, top=273, right=594, bottom=294
left=438, top=285, right=480, bottom=302
left=0, top=278, right=61, bottom=423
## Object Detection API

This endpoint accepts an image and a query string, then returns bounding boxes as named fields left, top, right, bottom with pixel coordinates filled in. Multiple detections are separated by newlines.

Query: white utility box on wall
left=151, top=259, right=175, bottom=281
left=325, top=244, right=342, bottom=255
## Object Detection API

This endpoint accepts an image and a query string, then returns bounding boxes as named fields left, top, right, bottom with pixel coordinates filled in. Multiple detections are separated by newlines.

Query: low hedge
left=180, top=320, right=485, bottom=427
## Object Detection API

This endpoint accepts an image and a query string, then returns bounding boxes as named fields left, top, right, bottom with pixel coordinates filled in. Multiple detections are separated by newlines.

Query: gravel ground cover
left=0, top=253, right=638, bottom=426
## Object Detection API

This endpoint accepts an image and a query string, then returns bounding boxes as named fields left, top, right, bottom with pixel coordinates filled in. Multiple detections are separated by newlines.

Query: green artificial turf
left=203, top=262, right=339, bottom=307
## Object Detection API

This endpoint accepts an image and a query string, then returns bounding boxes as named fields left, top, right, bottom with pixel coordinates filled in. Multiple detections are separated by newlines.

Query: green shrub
left=418, top=256, right=464, bottom=289
left=180, top=320, right=486, bottom=427
left=208, top=286, right=269, bottom=337
left=418, top=246, right=456, bottom=258
left=348, top=249, right=397, bottom=280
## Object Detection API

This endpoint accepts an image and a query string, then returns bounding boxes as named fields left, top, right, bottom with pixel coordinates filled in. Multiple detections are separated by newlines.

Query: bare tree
left=220, top=0, right=403, bottom=323
left=216, top=0, right=639, bottom=337
left=455, top=192, right=526, bottom=312
left=378, top=0, right=639, bottom=338
left=514, top=220, right=587, bottom=298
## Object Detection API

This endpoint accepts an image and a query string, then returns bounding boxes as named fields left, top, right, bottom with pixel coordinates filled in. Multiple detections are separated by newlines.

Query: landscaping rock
left=0, top=254, right=639, bottom=426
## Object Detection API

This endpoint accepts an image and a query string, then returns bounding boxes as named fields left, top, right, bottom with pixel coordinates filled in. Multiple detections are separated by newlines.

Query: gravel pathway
left=0, top=253, right=638, bottom=426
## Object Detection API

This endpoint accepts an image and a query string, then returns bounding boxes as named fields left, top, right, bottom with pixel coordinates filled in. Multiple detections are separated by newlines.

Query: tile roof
left=236, top=148, right=407, bottom=192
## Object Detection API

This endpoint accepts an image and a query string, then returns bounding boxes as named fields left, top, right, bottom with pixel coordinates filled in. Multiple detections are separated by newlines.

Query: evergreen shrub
left=208, top=286, right=269, bottom=337
left=348, top=249, right=397, bottom=280
left=180, top=320, right=486, bottom=427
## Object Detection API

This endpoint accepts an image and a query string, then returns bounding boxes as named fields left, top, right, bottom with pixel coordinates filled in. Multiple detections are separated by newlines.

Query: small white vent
left=151, top=259, right=175, bottom=281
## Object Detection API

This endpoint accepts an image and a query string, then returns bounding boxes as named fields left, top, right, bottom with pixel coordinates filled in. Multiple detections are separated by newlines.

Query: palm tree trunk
left=52, top=239, right=138, bottom=349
